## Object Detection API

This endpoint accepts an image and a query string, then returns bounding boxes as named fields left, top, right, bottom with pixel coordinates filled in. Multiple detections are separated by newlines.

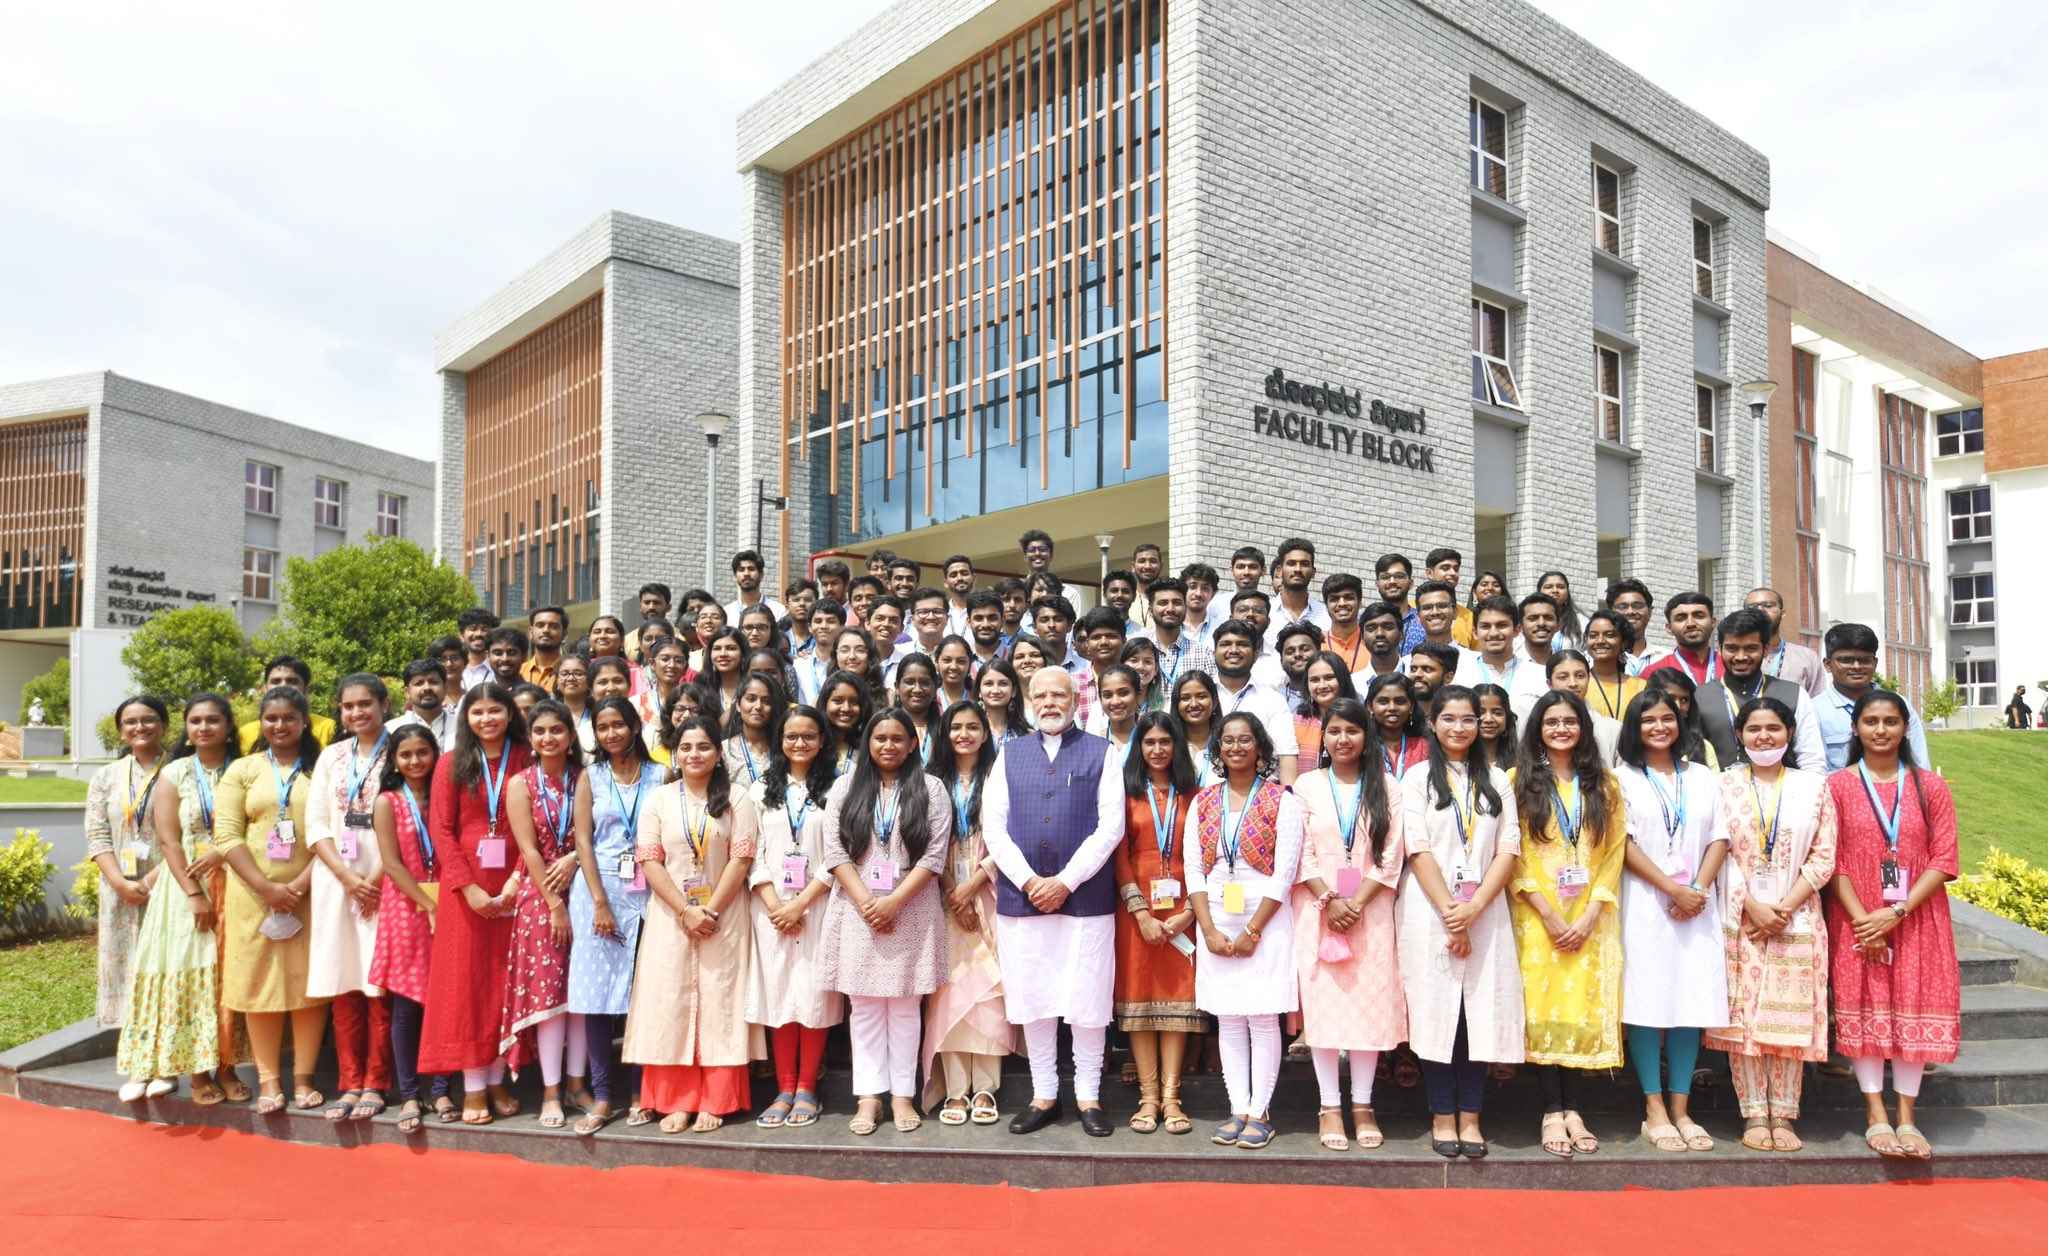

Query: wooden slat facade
left=0, top=415, right=86, bottom=630
left=461, top=294, right=604, bottom=617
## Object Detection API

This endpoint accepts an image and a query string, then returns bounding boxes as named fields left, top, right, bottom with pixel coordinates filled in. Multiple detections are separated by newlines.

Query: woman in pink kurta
left=1292, top=699, right=1406, bottom=1151
left=1823, top=690, right=1959, bottom=1160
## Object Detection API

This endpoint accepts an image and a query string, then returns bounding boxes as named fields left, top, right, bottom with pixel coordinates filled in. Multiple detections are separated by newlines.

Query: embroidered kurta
left=1824, top=767, right=1961, bottom=1064
left=85, top=755, right=164, bottom=1026
left=115, top=757, right=222, bottom=1080
left=500, top=765, right=576, bottom=1068
left=1617, top=761, right=1728, bottom=1029
left=744, top=783, right=845, bottom=1029
left=1292, top=768, right=1408, bottom=1051
left=622, top=788, right=758, bottom=1068
left=920, top=801, right=1016, bottom=1107
left=1396, top=762, right=1525, bottom=1063
left=816, top=774, right=952, bottom=999
left=1509, top=771, right=1627, bottom=1068
left=304, top=736, right=388, bottom=1000
left=417, top=744, right=533, bottom=1073
left=1704, top=767, right=1836, bottom=1062
left=567, top=761, right=659, bottom=1016
left=210, top=753, right=320, bottom=1014
left=1180, top=778, right=1305, bottom=1017
left=1112, top=787, right=1200, bottom=1032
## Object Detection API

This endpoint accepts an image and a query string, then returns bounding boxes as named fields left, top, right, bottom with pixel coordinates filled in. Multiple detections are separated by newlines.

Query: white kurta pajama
left=304, top=739, right=386, bottom=1000
left=1617, top=762, right=1729, bottom=1029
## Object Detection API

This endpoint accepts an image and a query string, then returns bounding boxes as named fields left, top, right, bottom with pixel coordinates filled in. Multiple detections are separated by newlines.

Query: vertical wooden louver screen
left=462, top=294, right=604, bottom=616
left=0, top=415, right=85, bottom=629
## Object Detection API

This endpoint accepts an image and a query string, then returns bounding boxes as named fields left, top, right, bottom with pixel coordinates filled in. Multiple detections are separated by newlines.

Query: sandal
left=434, top=1096, right=460, bottom=1123
left=692, top=1112, right=724, bottom=1133
left=1742, top=1118, right=1775, bottom=1151
left=849, top=1099, right=881, bottom=1137
left=1563, top=1110, right=1600, bottom=1154
left=144, top=1078, right=177, bottom=1099
left=538, top=1098, right=566, bottom=1129
left=574, top=1107, right=616, bottom=1137
left=1130, top=1095, right=1161, bottom=1134
left=624, top=1105, right=654, bottom=1127
left=659, top=1111, right=692, bottom=1134
left=1162, top=1101, right=1192, bottom=1136
left=1235, top=1115, right=1275, bottom=1150
left=293, top=1087, right=325, bottom=1111
left=351, top=1092, right=386, bottom=1122
left=892, top=1102, right=923, bottom=1133
left=488, top=1085, right=520, bottom=1119
left=1641, top=1120, right=1686, bottom=1153
left=215, top=1071, right=251, bottom=1103
left=1317, top=1106, right=1349, bottom=1151
left=325, top=1091, right=360, bottom=1122
left=396, top=1099, right=424, bottom=1134
left=255, top=1090, right=287, bottom=1116
left=969, top=1090, right=999, bottom=1126
left=940, top=1097, right=970, bottom=1126
left=789, top=1091, right=822, bottom=1127
left=190, top=1078, right=225, bottom=1107
left=1540, top=1111, right=1574, bottom=1159
left=1352, top=1105, right=1384, bottom=1150
left=759, top=1091, right=795, bottom=1128
left=1768, top=1118, right=1803, bottom=1152
left=1865, top=1121, right=1904, bottom=1157
left=1895, top=1123, right=1933, bottom=1159
left=1676, top=1117, right=1714, bottom=1151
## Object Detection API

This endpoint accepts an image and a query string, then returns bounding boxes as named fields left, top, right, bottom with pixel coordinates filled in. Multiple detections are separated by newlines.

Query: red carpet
left=6, top=1095, right=2047, bottom=1254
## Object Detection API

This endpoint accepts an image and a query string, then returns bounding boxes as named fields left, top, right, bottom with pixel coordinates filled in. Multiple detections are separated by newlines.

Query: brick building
left=434, top=211, right=739, bottom=624
left=731, top=0, right=1773, bottom=624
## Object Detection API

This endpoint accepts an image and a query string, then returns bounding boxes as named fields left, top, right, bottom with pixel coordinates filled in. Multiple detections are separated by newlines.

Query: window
left=1697, top=558, right=1720, bottom=607
left=1953, top=659, right=1998, bottom=708
left=1951, top=572, right=1995, bottom=626
left=244, top=461, right=278, bottom=515
left=1936, top=408, right=1984, bottom=457
left=1948, top=486, right=1992, bottom=542
left=1693, top=218, right=1715, bottom=299
left=1696, top=385, right=1719, bottom=471
left=1469, top=97, right=1507, bottom=197
left=1471, top=299, right=1521, bottom=409
left=376, top=491, right=406, bottom=538
left=1594, top=345, right=1623, bottom=442
left=1592, top=161, right=1621, bottom=254
left=242, top=547, right=278, bottom=601
left=313, top=477, right=345, bottom=529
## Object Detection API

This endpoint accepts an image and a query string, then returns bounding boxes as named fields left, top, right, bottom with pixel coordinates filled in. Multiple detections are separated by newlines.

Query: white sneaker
left=145, top=1077, right=176, bottom=1099
left=118, top=1081, right=147, bottom=1103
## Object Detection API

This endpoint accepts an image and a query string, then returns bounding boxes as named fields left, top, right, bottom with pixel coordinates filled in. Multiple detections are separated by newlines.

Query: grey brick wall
left=435, top=371, right=466, bottom=567
left=735, top=168, right=797, bottom=593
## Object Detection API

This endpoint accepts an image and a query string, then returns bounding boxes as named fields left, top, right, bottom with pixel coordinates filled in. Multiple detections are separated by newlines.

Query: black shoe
left=1079, top=1105, right=1113, bottom=1138
left=1458, top=1139, right=1488, bottom=1159
left=1009, top=1102, right=1062, bottom=1135
left=1432, top=1136, right=1461, bottom=1159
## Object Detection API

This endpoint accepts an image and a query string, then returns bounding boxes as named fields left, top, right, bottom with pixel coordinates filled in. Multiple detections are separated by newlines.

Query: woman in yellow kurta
left=212, top=686, right=329, bottom=1114
left=1509, top=690, right=1626, bottom=1159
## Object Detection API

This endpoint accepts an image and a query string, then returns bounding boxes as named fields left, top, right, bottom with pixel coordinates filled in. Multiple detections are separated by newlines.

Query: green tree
left=255, top=535, right=476, bottom=687
left=1921, top=678, right=1962, bottom=725
left=121, top=605, right=260, bottom=699
left=19, top=657, right=68, bottom=727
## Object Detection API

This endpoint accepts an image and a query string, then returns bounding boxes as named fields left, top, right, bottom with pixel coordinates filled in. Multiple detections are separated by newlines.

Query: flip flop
left=396, top=1100, right=425, bottom=1134
left=293, top=1088, right=326, bottom=1111
left=351, top=1092, right=387, bottom=1122
left=1676, top=1118, right=1714, bottom=1151
left=325, top=1091, right=360, bottom=1122
left=574, top=1108, right=616, bottom=1137
left=1895, top=1123, right=1933, bottom=1159
left=624, top=1106, right=654, bottom=1127
left=788, top=1091, right=822, bottom=1127
left=255, top=1091, right=287, bottom=1116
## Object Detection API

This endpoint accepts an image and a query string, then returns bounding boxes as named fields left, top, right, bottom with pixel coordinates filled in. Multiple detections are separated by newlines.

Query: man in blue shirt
left=1815, top=621, right=1930, bottom=770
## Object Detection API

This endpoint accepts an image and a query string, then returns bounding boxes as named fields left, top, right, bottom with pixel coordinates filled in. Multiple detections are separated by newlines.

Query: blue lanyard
left=346, top=733, right=387, bottom=807
left=1328, top=771, right=1364, bottom=858
left=787, top=785, right=814, bottom=836
left=479, top=742, right=511, bottom=834
left=917, top=722, right=935, bottom=762
left=1550, top=778, right=1583, bottom=857
left=951, top=777, right=974, bottom=838
left=1677, top=646, right=1719, bottom=685
left=1643, top=764, right=1687, bottom=851
left=605, top=765, right=647, bottom=837
left=1750, top=767, right=1784, bottom=864
left=1381, top=733, right=1409, bottom=776
left=738, top=739, right=764, bottom=783
left=265, top=750, right=301, bottom=815
left=1762, top=640, right=1787, bottom=678
left=875, top=784, right=900, bottom=848
left=1148, top=783, right=1178, bottom=860
left=1857, top=762, right=1905, bottom=855
left=400, top=782, right=435, bottom=877
left=193, top=761, right=220, bottom=834
left=1161, top=637, right=1184, bottom=686
left=1221, top=775, right=1262, bottom=873
left=535, top=767, right=574, bottom=844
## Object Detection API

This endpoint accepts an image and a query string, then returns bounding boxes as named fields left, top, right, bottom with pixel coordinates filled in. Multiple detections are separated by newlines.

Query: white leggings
left=462, top=1059, right=507, bottom=1092
left=1852, top=1056, right=1925, bottom=1098
left=566, top=1013, right=589, bottom=1077
left=1217, top=1014, right=1282, bottom=1118
left=1021, top=1017, right=1108, bottom=1103
left=1311, top=1047, right=1379, bottom=1108
left=849, top=995, right=922, bottom=1097
left=528, top=1015, right=568, bottom=1087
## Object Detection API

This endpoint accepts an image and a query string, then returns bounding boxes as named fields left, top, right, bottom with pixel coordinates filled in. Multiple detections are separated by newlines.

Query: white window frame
left=1693, top=217, right=1715, bottom=299
left=1950, top=572, right=1995, bottom=626
left=242, top=547, right=278, bottom=602
left=1471, top=298, right=1522, bottom=410
left=1696, top=384, right=1719, bottom=471
left=1592, top=161, right=1622, bottom=255
left=1594, top=344, right=1624, bottom=442
left=1948, top=485, right=1992, bottom=542
left=1952, top=658, right=1998, bottom=708
left=244, top=460, right=279, bottom=516
left=1469, top=97, right=1507, bottom=197
left=1936, top=409, right=1984, bottom=457
left=313, top=476, right=345, bottom=529
left=376, top=491, right=406, bottom=538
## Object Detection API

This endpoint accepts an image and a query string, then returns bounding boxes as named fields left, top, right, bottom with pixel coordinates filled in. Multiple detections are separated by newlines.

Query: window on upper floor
left=243, top=547, right=278, bottom=602
left=377, top=492, right=406, bottom=538
left=1592, top=161, right=1622, bottom=254
left=1594, top=344, right=1624, bottom=442
left=244, top=460, right=279, bottom=516
left=1936, top=408, right=1984, bottom=457
left=314, top=477, right=345, bottom=529
left=1948, top=485, right=1992, bottom=542
left=1469, top=97, right=1507, bottom=198
left=1951, top=572, right=1995, bottom=626
left=1696, top=384, right=1719, bottom=472
left=1953, top=658, right=1998, bottom=708
left=1693, top=217, right=1715, bottom=300
left=1471, top=298, right=1521, bottom=410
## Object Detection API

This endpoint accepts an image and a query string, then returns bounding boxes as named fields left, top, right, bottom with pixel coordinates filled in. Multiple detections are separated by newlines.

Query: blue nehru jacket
left=994, top=726, right=1118, bottom=918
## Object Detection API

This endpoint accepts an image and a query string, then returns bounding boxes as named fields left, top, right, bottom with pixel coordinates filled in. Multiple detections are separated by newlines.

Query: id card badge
left=864, top=859, right=899, bottom=894
left=477, top=837, right=507, bottom=870
left=1221, top=880, right=1247, bottom=915
left=616, top=853, right=645, bottom=893
left=780, top=854, right=809, bottom=895
left=120, top=841, right=149, bottom=878
left=1665, top=861, right=1694, bottom=888
left=683, top=875, right=713, bottom=908
left=266, top=826, right=295, bottom=861
left=1149, top=877, right=1181, bottom=911
left=1452, top=867, right=1479, bottom=903
left=337, top=829, right=359, bottom=861
left=1334, top=867, right=1364, bottom=898
left=1748, top=870, right=1779, bottom=904
left=1556, top=864, right=1590, bottom=899
left=1880, top=858, right=1908, bottom=904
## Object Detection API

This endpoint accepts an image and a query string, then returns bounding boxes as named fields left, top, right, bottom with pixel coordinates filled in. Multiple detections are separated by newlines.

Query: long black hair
left=701, top=626, right=748, bottom=681
left=590, top=695, right=654, bottom=771
left=818, top=669, right=875, bottom=763
left=1362, top=670, right=1423, bottom=744
left=1615, top=687, right=1689, bottom=772
left=761, top=704, right=837, bottom=811
left=451, top=681, right=528, bottom=789
left=1731, top=695, right=1801, bottom=771
left=1844, top=688, right=1934, bottom=835
left=1537, top=570, right=1585, bottom=643
left=1471, top=681, right=1519, bottom=765
left=836, top=707, right=933, bottom=866
left=668, top=713, right=732, bottom=818
left=1516, top=690, right=1614, bottom=847
left=525, top=697, right=585, bottom=769
left=169, top=692, right=242, bottom=767
left=1210, top=710, right=1278, bottom=779
left=1124, top=709, right=1198, bottom=798
left=927, top=700, right=996, bottom=834
left=379, top=722, right=442, bottom=792
left=892, top=652, right=940, bottom=721
left=1640, top=667, right=1710, bottom=764
left=1171, top=669, right=1221, bottom=739
left=722, top=670, right=789, bottom=743
left=253, top=685, right=321, bottom=776
left=975, top=657, right=1027, bottom=733
left=1319, top=696, right=1392, bottom=862
left=1300, top=651, right=1359, bottom=717
left=1423, top=685, right=1503, bottom=816
left=111, top=693, right=169, bottom=737
left=831, top=625, right=887, bottom=694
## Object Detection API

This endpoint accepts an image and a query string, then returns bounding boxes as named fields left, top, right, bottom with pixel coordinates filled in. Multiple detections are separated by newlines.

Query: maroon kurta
left=418, top=745, right=533, bottom=1074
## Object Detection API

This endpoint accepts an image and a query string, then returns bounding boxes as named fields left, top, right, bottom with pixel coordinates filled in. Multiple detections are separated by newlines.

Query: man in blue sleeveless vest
left=981, top=666, right=1128, bottom=1137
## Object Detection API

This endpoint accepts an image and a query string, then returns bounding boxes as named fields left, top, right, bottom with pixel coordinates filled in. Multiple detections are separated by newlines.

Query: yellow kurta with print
left=1508, top=771, right=1627, bottom=1067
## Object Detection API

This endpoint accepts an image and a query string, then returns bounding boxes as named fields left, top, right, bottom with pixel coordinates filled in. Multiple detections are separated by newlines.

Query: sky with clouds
left=2, top=0, right=2039, bottom=461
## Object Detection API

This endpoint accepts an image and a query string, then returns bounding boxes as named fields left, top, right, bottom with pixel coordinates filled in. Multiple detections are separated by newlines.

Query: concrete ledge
left=0, top=1018, right=115, bottom=1097
left=1954, top=900, right=2048, bottom=988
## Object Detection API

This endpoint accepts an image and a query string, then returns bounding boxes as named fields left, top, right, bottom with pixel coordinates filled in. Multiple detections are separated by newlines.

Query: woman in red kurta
left=1113, top=711, right=1200, bottom=1136
left=417, top=684, right=533, bottom=1124
left=1823, top=689, right=1959, bottom=1161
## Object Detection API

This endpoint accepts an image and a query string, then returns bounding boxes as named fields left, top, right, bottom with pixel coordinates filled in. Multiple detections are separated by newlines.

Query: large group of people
left=85, top=532, right=1961, bottom=1160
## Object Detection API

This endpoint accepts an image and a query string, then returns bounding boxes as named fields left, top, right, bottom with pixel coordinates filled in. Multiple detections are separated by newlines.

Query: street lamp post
left=697, top=412, right=731, bottom=592
left=1739, top=380, right=1778, bottom=589
left=1094, top=532, right=1114, bottom=587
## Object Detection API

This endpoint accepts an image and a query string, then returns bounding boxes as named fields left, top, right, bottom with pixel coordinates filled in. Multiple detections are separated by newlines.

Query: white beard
left=1035, top=711, right=1074, bottom=737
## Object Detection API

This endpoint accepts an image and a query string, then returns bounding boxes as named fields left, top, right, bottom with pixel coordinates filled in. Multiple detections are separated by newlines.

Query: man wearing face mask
left=1696, top=608, right=1824, bottom=769
left=978, top=667, right=1128, bottom=1138
left=1209, top=620, right=1300, bottom=785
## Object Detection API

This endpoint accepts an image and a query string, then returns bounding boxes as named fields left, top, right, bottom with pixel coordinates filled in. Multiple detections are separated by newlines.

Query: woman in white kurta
left=85, top=697, right=170, bottom=1029
left=1616, top=686, right=1729, bottom=1153
left=1183, top=711, right=1304, bottom=1151
left=1396, top=685, right=1523, bottom=1159
left=303, top=675, right=392, bottom=1121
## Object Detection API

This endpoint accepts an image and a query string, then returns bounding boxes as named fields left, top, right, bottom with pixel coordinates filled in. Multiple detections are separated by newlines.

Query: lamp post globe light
left=698, top=412, right=731, bottom=591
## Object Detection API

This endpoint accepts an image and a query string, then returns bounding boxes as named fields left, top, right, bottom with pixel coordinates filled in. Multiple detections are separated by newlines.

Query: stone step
left=1960, top=948, right=2022, bottom=988
left=1963, top=984, right=2048, bottom=1041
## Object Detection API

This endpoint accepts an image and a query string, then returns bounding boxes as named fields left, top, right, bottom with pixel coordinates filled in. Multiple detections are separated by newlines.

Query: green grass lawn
left=0, top=775, right=88, bottom=804
left=1928, top=729, right=2048, bottom=871
left=0, top=934, right=96, bottom=1052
